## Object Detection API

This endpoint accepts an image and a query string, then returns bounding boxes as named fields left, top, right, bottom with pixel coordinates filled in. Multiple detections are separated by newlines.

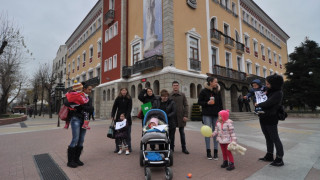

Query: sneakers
left=207, top=149, right=212, bottom=160
left=270, top=157, right=284, bottom=167
left=118, top=149, right=123, bottom=155
left=213, top=149, right=218, bottom=160
left=259, top=153, right=274, bottom=162
left=226, top=162, right=235, bottom=171
left=82, top=120, right=91, bottom=130
left=221, top=160, right=228, bottom=168
left=125, top=150, right=130, bottom=155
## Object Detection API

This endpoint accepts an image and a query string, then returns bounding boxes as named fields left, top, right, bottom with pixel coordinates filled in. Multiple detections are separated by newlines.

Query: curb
left=0, top=115, right=27, bottom=126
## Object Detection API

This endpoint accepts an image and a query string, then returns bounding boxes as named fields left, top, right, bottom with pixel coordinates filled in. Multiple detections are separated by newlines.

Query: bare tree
left=0, top=14, right=26, bottom=114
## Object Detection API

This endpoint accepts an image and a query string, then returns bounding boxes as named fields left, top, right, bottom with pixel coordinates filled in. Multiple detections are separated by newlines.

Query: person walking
left=111, top=88, right=133, bottom=153
left=152, top=89, right=176, bottom=151
left=198, top=76, right=223, bottom=160
left=170, top=81, right=190, bottom=154
left=255, top=74, right=285, bottom=166
left=138, top=87, right=156, bottom=126
left=64, top=82, right=93, bottom=168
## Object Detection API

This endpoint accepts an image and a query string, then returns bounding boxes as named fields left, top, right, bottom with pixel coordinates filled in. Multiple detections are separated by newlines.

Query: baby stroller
left=140, top=109, right=173, bottom=180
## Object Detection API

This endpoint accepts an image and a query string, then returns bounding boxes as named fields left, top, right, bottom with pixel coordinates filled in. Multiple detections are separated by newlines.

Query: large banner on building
left=143, top=0, right=163, bottom=58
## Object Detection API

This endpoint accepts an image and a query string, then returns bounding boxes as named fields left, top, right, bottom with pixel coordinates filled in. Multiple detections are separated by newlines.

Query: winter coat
left=212, top=119, right=237, bottom=144
left=170, top=91, right=189, bottom=127
left=198, top=83, right=223, bottom=117
left=111, top=96, right=133, bottom=125
left=114, top=119, right=128, bottom=139
left=152, top=97, right=176, bottom=128
left=246, top=79, right=267, bottom=103
left=257, top=74, right=284, bottom=125
left=64, top=92, right=93, bottom=121
left=138, top=89, right=156, bottom=105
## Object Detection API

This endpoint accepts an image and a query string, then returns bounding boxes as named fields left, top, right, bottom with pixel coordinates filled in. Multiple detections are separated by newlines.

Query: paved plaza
left=0, top=115, right=319, bottom=180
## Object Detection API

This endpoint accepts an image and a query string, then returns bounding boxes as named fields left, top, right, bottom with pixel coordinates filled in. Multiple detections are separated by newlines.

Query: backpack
left=58, top=105, right=69, bottom=121
left=277, top=105, right=287, bottom=121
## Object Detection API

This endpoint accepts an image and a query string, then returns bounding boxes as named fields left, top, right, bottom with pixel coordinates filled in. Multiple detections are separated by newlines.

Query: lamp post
left=55, top=74, right=65, bottom=127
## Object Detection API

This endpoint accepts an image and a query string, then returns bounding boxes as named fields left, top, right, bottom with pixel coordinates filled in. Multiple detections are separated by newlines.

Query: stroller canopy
left=143, top=109, right=168, bottom=126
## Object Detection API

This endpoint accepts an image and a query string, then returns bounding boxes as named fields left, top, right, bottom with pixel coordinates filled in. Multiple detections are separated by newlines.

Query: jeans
left=260, top=124, right=284, bottom=158
left=179, top=127, right=187, bottom=149
left=203, top=115, right=218, bottom=150
left=69, top=116, right=87, bottom=147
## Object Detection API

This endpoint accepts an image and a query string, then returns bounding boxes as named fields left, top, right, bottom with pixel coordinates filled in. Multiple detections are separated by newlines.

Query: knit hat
left=149, top=117, right=159, bottom=126
left=72, top=80, right=83, bottom=92
left=219, top=109, right=230, bottom=122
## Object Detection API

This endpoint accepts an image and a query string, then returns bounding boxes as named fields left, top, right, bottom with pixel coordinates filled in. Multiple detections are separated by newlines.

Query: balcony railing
left=133, top=55, right=163, bottom=74
left=189, top=59, right=201, bottom=71
left=122, top=66, right=132, bottom=78
left=245, top=47, right=250, bottom=53
left=269, top=59, right=272, bottom=64
left=236, top=42, right=244, bottom=54
left=212, top=65, right=246, bottom=81
left=262, top=55, right=266, bottom=61
left=210, top=28, right=221, bottom=43
left=254, top=51, right=258, bottom=58
left=224, top=36, right=234, bottom=49
left=104, top=10, right=115, bottom=25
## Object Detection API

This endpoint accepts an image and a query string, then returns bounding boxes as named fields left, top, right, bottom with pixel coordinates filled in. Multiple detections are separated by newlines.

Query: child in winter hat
left=211, top=110, right=237, bottom=171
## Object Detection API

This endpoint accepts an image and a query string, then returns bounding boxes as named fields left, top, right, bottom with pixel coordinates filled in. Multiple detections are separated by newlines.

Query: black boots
left=221, top=160, right=228, bottom=168
left=207, top=149, right=212, bottom=160
left=182, top=146, right=190, bottom=154
left=213, top=149, right=218, bottom=160
left=75, top=146, right=84, bottom=166
left=67, top=146, right=78, bottom=168
left=270, top=157, right=284, bottom=167
left=226, top=162, right=235, bottom=171
left=259, top=153, right=274, bottom=162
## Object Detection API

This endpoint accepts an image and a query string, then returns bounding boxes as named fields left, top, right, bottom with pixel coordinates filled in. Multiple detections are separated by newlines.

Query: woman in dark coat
left=138, top=88, right=156, bottom=126
left=256, top=74, right=285, bottom=166
left=111, top=88, right=132, bottom=153
left=198, top=76, right=223, bottom=160
left=152, top=89, right=176, bottom=151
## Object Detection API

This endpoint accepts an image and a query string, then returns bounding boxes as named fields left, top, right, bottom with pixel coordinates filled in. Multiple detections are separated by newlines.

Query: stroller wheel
left=140, top=150, right=144, bottom=167
left=169, top=150, right=173, bottom=166
left=165, top=167, right=173, bottom=180
left=145, top=167, right=151, bottom=180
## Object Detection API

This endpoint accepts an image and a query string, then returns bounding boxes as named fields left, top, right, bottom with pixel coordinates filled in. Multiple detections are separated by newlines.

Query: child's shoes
left=82, top=120, right=91, bottom=129
left=118, top=149, right=123, bottom=155
left=125, top=150, right=130, bottom=155
left=226, top=162, right=235, bottom=171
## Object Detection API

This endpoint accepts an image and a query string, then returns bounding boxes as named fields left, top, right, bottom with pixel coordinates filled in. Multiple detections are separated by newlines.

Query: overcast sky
left=1, top=0, right=319, bottom=79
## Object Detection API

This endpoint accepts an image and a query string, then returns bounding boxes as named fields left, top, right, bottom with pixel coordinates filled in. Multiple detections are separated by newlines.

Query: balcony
left=189, top=59, right=201, bottom=71
left=104, top=10, right=115, bottom=25
left=224, top=36, right=234, bottom=49
left=254, top=51, right=258, bottom=58
left=132, top=55, right=163, bottom=74
left=245, top=47, right=250, bottom=53
left=262, top=55, right=265, bottom=61
left=84, top=76, right=100, bottom=86
left=212, top=65, right=246, bottom=81
left=210, top=29, right=221, bottom=44
left=236, top=42, right=244, bottom=54
left=122, top=66, right=132, bottom=78
left=269, top=59, right=272, bottom=64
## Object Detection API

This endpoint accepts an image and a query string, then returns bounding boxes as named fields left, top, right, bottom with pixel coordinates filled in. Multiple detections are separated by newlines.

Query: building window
left=246, top=60, right=252, bottom=74
left=263, top=68, right=267, bottom=78
left=232, top=2, right=236, bottom=14
left=138, top=83, right=142, bottom=95
left=253, top=40, right=258, bottom=57
left=270, top=69, right=273, bottom=75
left=77, top=56, right=80, bottom=70
left=133, top=43, right=140, bottom=64
left=225, top=52, right=231, bottom=68
left=105, top=29, right=109, bottom=42
left=104, top=59, right=108, bottom=72
left=244, top=35, right=250, bottom=53
left=210, top=17, right=217, bottom=30
left=109, top=26, right=113, bottom=40
left=197, top=84, right=202, bottom=98
left=187, top=29, right=201, bottom=71
left=109, top=0, right=115, bottom=10
left=235, top=30, right=240, bottom=42
left=190, top=83, right=196, bottom=98
left=72, top=60, right=75, bottom=72
left=261, top=45, right=265, bottom=56
left=189, top=36, right=199, bottom=61
left=223, top=23, right=230, bottom=36
left=89, top=71, right=93, bottom=79
left=237, top=56, right=242, bottom=71
left=103, top=90, right=106, bottom=101
left=131, top=85, right=136, bottom=98
left=83, top=52, right=86, bottom=67
left=274, top=52, right=277, bottom=66
left=68, top=63, right=70, bottom=73
left=96, top=67, right=100, bottom=78
left=89, top=46, right=93, bottom=63
left=113, top=54, right=117, bottom=68
left=279, top=55, right=282, bottom=66
left=97, top=40, right=102, bottom=58
left=82, top=74, right=86, bottom=82
left=153, top=80, right=160, bottom=95
left=255, top=64, right=260, bottom=76
left=98, top=17, right=101, bottom=27
left=107, top=89, right=111, bottom=101
left=211, top=47, right=217, bottom=67
left=109, top=57, right=112, bottom=70
left=114, top=22, right=118, bottom=36
left=111, top=88, right=115, bottom=100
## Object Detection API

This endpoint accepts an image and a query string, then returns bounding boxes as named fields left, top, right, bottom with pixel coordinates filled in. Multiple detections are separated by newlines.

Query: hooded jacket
left=257, top=74, right=284, bottom=125
left=198, top=83, right=223, bottom=116
left=246, top=79, right=267, bottom=102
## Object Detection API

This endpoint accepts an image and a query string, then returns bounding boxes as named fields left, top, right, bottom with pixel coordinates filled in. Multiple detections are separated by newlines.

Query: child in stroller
left=140, top=109, right=173, bottom=180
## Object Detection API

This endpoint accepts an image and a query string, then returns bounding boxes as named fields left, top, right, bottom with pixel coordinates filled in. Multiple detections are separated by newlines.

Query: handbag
left=137, top=109, right=143, bottom=119
left=277, top=105, right=288, bottom=121
left=107, top=119, right=115, bottom=139
left=58, top=105, right=69, bottom=121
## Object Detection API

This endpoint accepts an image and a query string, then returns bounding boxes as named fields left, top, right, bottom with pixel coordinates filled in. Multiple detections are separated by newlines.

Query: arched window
left=103, top=90, right=106, bottom=101
left=112, top=88, right=115, bottom=100
left=197, top=84, right=202, bottom=98
left=107, top=89, right=111, bottom=101
left=153, top=80, right=160, bottom=95
left=138, top=83, right=143, bottom=95
left=131, top=85, right=136, bottom=98
left=190, top=83, right=196, bottom=98
left=145, top=81, right=150, bottom=88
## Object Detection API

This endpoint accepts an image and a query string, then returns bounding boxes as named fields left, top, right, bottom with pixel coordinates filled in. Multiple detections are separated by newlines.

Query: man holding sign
left=243, top=79, right=267, bottom=114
